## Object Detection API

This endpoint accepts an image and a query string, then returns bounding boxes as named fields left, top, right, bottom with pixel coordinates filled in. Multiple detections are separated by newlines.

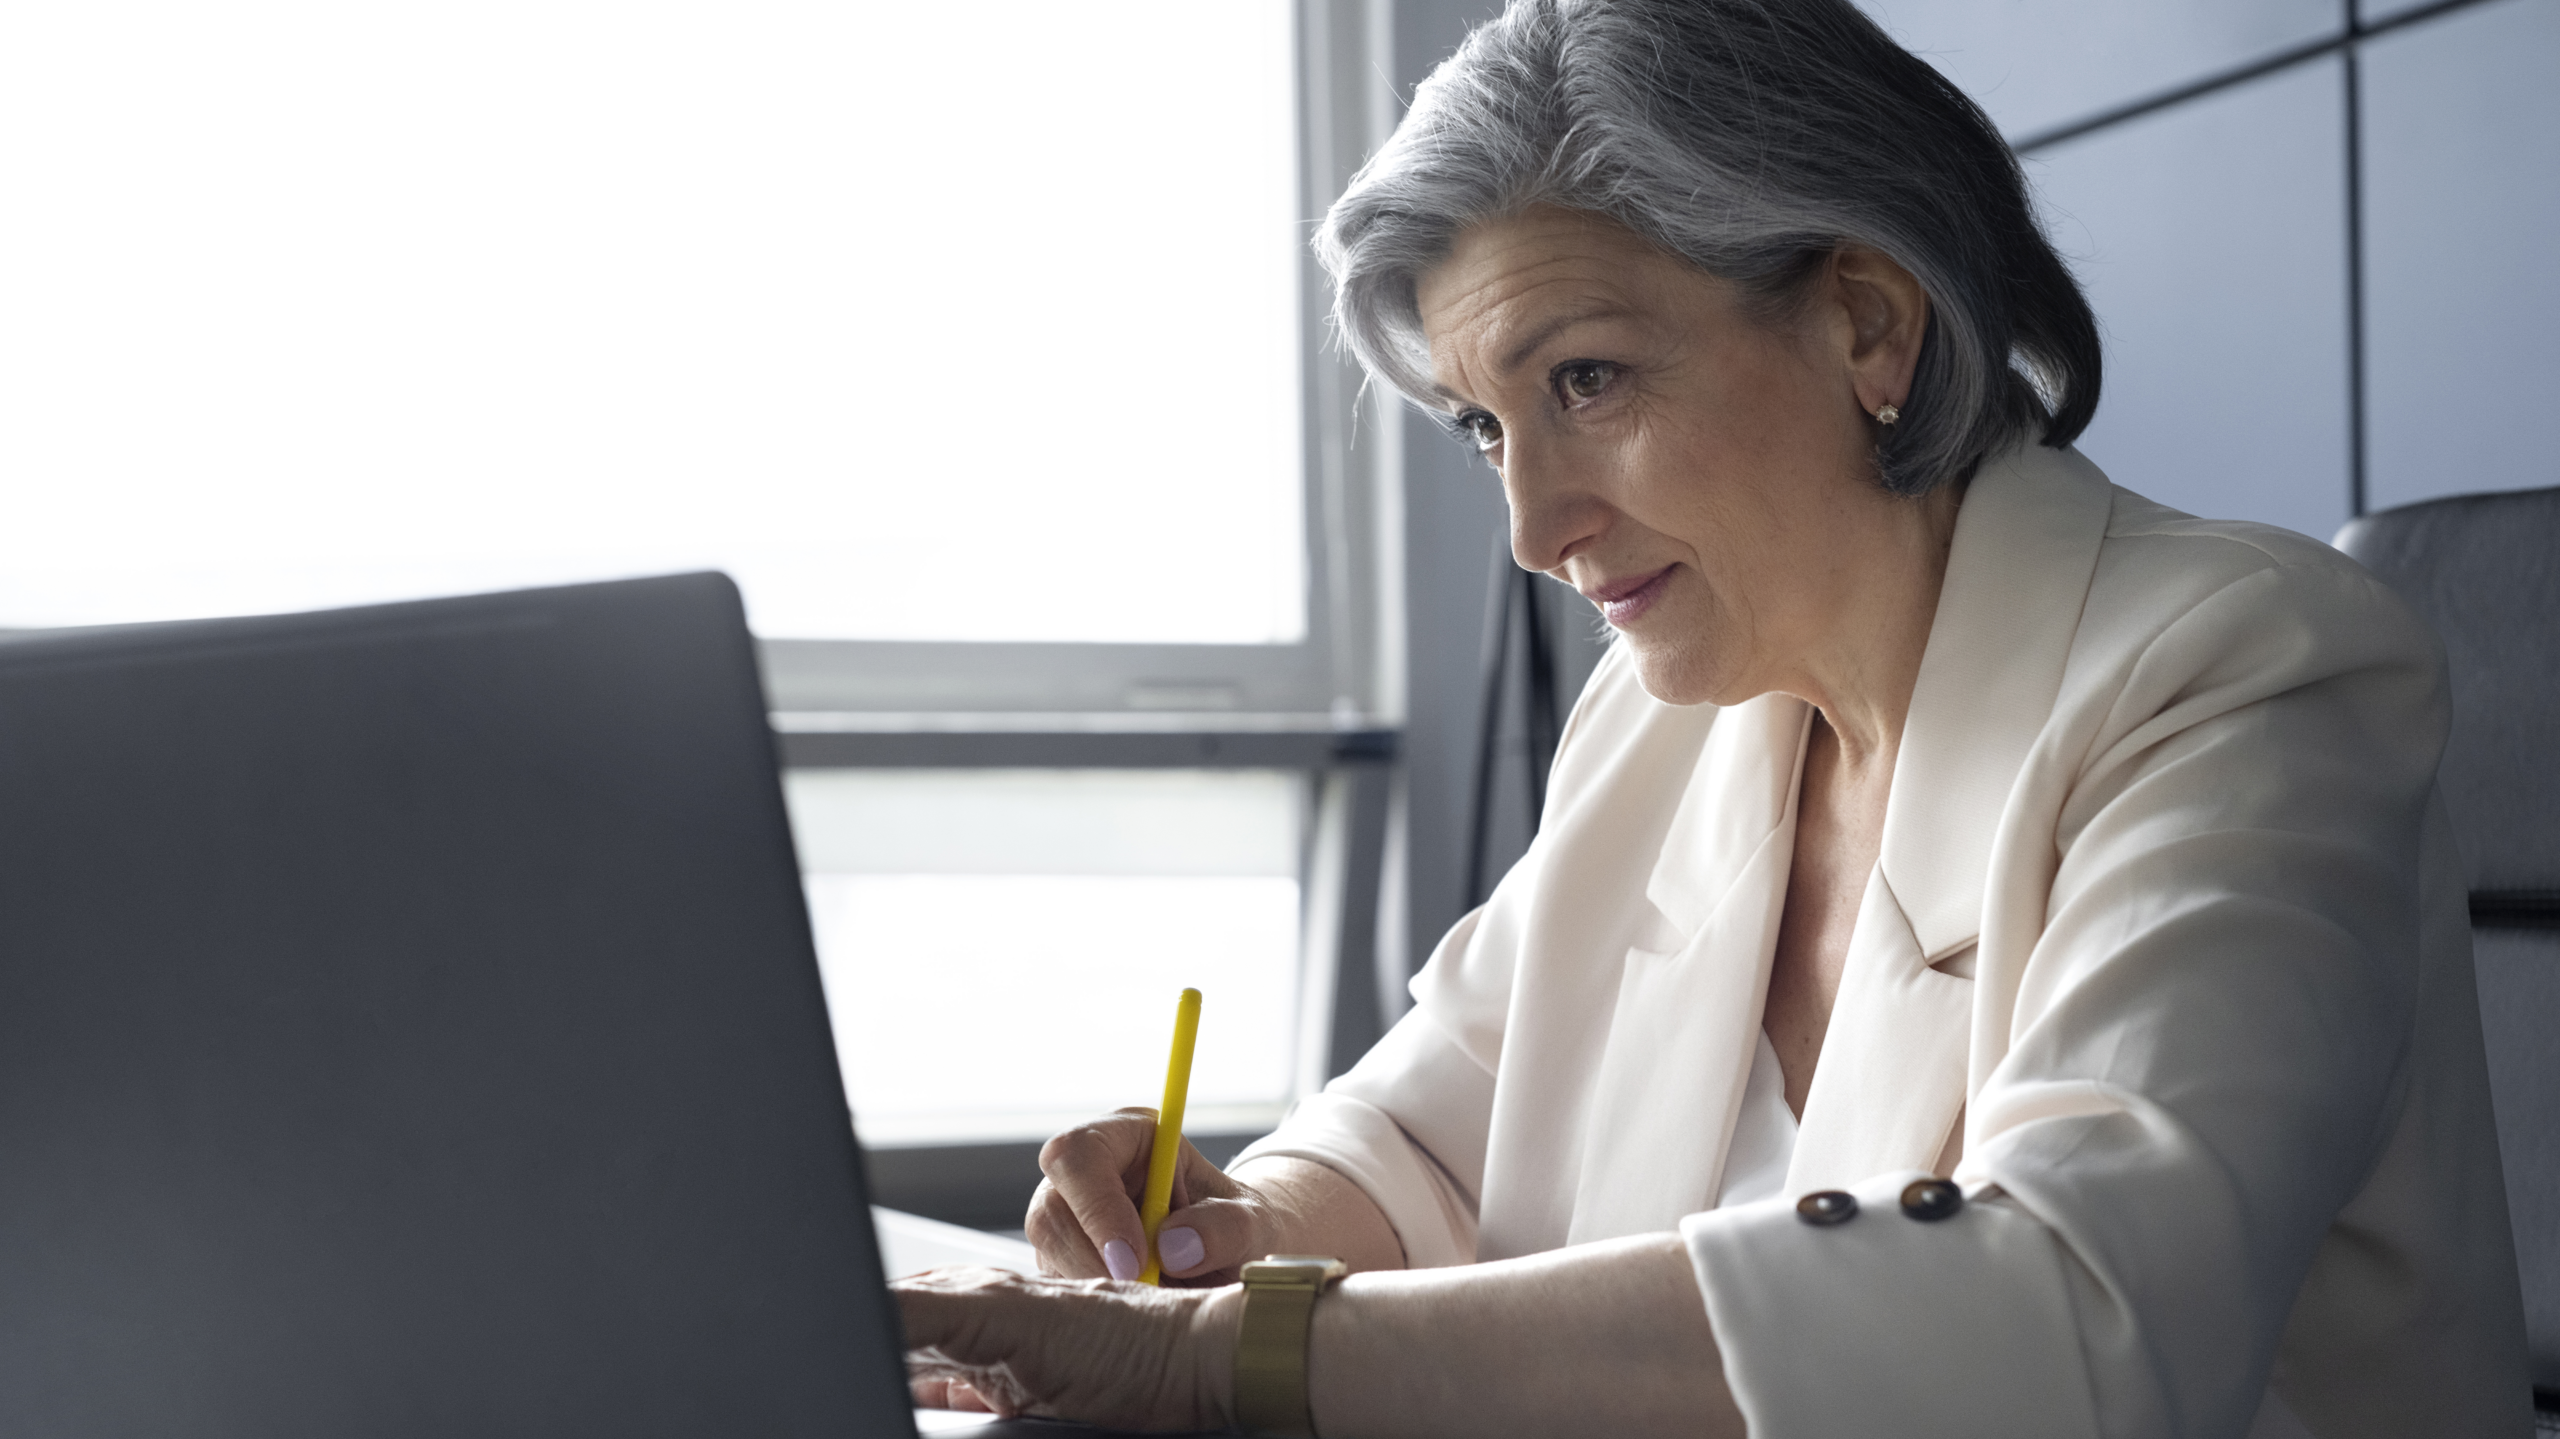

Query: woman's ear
left=1827, top=245, right=1929, bottom=418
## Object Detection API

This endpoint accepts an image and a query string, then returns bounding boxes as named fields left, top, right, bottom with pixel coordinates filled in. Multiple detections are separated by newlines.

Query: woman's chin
left=1624, top=641, right=1732, bottom=709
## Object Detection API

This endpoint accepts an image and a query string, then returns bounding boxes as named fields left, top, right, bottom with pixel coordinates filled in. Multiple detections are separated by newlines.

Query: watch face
left=1243, top=1256, right=1349, bottom=1286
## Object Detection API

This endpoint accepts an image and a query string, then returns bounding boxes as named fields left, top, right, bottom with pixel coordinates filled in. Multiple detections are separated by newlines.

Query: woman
left=898, top=2, right=2531, bottom=1434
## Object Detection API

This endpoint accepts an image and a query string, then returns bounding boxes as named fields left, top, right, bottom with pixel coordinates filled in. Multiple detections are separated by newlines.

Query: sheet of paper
left=874, top=1206, right=1038, bottom=1279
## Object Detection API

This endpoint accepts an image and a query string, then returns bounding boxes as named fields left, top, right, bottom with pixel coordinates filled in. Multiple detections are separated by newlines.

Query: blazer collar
left=1878, top=441, right=2115, bottom=961
left=1643, top=692, right=1810, bottom=939
left=1635, top=441, right=2113, bottom=957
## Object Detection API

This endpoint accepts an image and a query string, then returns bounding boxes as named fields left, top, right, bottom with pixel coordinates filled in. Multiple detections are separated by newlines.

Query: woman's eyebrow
left=1497, top=302, right=1637, bottom=375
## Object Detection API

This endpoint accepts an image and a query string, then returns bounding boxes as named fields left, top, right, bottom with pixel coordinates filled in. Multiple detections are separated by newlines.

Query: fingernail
left=1102, top=1238, right=1140, bottom=1282
left=1159, top=1225, right=1205, bottom=1274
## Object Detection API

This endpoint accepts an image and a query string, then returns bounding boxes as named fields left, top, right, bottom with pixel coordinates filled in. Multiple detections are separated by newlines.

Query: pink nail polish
left=1159, top=1225, right=1205, bottom=1274
left=1102, top=1238, right=1140, bottom=1281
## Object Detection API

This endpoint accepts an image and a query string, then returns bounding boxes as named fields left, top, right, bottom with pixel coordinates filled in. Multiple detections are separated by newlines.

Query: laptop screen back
left=0, top=574, right=915, bottom=1437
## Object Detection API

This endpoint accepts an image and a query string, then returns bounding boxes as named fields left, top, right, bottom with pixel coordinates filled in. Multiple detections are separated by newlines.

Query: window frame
left=779, top=1, right=1408, bottom=1223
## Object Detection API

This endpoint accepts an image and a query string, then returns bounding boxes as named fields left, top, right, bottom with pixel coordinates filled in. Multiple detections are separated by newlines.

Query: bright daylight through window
left=789, top=769, right=1303, bottom=1144
left=0, top=1, right=1314, bottom=1144
left=0, top=1, right=1304, bottom=644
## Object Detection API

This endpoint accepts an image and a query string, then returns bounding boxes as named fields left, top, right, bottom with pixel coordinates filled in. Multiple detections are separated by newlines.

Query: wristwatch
left=1232, top=1255, right=1348, bottom=1438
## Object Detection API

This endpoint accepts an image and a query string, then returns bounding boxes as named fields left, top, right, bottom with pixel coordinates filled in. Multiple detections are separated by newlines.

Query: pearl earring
left=1874, top=403, right=1901, bottom=425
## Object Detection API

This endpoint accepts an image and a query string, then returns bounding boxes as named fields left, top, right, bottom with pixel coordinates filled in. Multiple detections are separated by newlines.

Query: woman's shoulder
left=2097, top=485, right=2364, bottom=584
left=2072, top=481, right=2447, bottom=726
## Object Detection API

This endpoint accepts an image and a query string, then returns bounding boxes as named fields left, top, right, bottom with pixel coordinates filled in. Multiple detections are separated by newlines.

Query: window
left=789, top=769, right=1304, bottom=1145
left=0, top=1, right=1400, bottom=1178
left=0, top=1, right=1310, bottom=652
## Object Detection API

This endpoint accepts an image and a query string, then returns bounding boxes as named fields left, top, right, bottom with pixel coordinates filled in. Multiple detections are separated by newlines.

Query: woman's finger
left=910, top=1374, right=990, bottom=1413
left=1035, top=1110, right=1159, bottom=1281
left=1171, top=1132, right=1246, bottom=1209
left=1153, top=1193, right=1264, bottom=1282
left=1025, top=1181, right=1109, bottom=1278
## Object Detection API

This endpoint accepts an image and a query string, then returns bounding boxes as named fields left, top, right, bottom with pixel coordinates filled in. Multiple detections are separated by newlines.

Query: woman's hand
left=904, top=1235, right=1744, bottom=1439
left=896, top=1265, right=1239, bottom=1431
left=1025, top=1107, right=1273, bottom=1285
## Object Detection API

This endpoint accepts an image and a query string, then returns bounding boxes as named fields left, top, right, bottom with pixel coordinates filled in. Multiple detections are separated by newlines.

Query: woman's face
left=1414, top=206, right=1910, bottom=708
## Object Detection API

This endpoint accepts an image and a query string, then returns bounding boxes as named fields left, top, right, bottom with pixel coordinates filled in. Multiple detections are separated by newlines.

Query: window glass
left=0, top=1, right=1303, bottom=643
left=1858, top=0, right=2342, bottom=140
left=2361, top=0, right=2560, bottom=509
left=2029, top=58, right=2351, bottom=540
left=786, top=769, right=1302, bottom=1143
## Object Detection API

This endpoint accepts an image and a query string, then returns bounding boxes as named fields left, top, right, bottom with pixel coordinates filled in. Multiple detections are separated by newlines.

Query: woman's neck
left=1773, top=475, right=1965, bottom=771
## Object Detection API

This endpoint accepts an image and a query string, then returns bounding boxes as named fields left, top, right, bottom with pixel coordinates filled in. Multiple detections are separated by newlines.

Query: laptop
left=0, top=574, right=921, bottom=1436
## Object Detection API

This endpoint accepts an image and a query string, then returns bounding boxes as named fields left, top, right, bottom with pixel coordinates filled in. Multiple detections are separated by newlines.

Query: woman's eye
left=1458, top=411, right=1503, bottom=452
left=1557, top=360, right=1615, bottom=402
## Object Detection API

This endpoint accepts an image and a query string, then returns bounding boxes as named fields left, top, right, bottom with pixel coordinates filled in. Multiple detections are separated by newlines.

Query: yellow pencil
left=1135, top=987, right=1202, bottom=1285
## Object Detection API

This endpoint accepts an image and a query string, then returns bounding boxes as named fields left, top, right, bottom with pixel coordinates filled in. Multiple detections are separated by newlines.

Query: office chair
left=2336, top=486, right=2560, bottom=1424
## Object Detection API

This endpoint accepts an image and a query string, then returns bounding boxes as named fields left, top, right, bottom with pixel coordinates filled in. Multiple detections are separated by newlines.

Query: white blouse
left=1713, top=1030, right=1794, bottom=1210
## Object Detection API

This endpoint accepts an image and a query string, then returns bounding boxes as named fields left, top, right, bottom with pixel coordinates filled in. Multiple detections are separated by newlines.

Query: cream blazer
left=1236, top=442, right=2532, bottom=1438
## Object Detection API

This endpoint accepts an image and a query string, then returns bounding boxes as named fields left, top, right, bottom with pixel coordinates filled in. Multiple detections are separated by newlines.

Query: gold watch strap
left=1233, top=1256, right=1347, bottom=1438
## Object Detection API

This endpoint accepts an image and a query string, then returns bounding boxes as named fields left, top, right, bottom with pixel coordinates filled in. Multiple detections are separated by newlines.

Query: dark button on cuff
left=1899, top=1178, right=1964, bottom=1222
left=1796, top=1190, right=1858, bottom=1226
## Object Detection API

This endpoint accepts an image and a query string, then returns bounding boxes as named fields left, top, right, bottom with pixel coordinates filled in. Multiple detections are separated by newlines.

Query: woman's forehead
left=1416, top=209, right=1727, bottom=389
left=1421, top=208, right=1660, bottom=313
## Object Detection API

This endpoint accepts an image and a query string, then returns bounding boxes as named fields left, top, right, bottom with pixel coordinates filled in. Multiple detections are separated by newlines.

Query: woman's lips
left=1583, top=566, right=1674, bottom=627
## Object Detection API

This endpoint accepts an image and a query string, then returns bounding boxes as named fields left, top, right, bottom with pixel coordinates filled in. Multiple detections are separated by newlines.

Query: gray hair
left=1321, top=0, right=2101, bottom=496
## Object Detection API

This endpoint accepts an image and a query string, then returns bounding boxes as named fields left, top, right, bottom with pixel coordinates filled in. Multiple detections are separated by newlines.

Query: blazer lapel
left=1785, top=444, right=2115, bottom=1185
left=1567, top=694, right=1808, bottom=1243
left=1880, top=443, right=2115, bottom=964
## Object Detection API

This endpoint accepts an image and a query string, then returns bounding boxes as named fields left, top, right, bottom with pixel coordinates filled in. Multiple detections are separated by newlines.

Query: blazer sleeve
left=1225, top=646, right=1657, bottom=1271
left=1226, top=993, right=1495, bottom=1269
left=1228, top=841, right=1535, bottom=1270
left=1680, top=558, right=2455, bottom=1439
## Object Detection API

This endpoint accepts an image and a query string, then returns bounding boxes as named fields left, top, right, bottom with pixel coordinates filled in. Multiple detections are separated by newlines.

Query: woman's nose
left=1503, top=448, right=1608, bottom=574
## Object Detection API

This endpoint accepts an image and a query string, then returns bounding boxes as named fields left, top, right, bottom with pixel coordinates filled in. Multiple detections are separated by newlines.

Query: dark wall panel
left=1858, top=0, right=2344, bottom=140
left=2030, top=59, right=2352, bottom=540
left=2362, top=0, right=2560, bottom=508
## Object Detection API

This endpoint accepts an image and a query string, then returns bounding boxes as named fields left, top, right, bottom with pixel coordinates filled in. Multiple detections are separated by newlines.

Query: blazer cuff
left=1680, top=1172, right=2101, bottom=1439
left=1229, top=1092, right=1476, bottom=1269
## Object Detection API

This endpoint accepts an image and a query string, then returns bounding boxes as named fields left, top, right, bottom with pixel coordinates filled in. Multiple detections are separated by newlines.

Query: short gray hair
left=1321, top=0, right=2101, bottom=496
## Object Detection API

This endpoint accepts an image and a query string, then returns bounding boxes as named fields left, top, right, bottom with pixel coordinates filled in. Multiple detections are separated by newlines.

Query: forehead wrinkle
left=1493, top=300, right=1640, bottom=375
left=1428, top=274, right=1640, bottom=408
